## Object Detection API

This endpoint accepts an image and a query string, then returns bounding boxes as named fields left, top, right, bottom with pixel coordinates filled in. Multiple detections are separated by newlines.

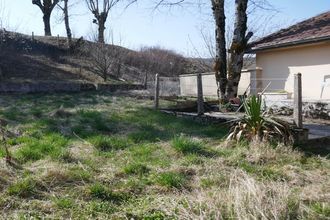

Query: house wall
left=256, top=41, right=330, bottom=100
left=179, top=70, right=255, bottom=97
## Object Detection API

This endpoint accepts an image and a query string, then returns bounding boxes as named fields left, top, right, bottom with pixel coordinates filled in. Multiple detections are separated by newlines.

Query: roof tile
left=249, top=11, right=330, bottom=51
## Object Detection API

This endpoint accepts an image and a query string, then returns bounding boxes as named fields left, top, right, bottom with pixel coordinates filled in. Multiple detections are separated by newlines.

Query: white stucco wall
left=256, top=41, right=330, bottom=100
left=179, top=70, right=254, bottom=97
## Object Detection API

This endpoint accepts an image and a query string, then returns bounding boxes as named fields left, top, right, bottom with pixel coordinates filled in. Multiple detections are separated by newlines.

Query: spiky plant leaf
left=227, top=95, right=293, bottom=143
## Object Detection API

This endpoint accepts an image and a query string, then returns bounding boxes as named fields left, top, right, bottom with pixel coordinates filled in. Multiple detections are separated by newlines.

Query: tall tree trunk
left=211, top=0, right=227, bottom=102
left=98, top=19, right=105, bottom=43
left=226, top=0, right=252, bottom=98
left=43, top=13, right=52, bottom=36
left=32, top=0, right=59, bottom=37
left=63, top=0, right=72, bottom=49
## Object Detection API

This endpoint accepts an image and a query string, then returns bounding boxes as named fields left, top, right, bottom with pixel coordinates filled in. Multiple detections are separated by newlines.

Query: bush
left=228, top=95, right=293, bottom=143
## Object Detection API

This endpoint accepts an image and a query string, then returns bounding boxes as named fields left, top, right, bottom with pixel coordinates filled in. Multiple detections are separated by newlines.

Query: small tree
left=32, top=0, right=59, bottom=36
left=84, top=40, right=123, bottom=82
left=85, top=0, right=120, bottom=43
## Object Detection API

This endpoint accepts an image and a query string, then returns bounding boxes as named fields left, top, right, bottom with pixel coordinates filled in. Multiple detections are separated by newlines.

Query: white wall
left=179, top=70, right=254, bottom=97
left=256, top=41, right=330, bottom=100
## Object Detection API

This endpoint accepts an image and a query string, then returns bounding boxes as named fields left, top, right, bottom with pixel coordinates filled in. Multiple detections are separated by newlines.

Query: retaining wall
left=0, top=82, right=144, bottom=93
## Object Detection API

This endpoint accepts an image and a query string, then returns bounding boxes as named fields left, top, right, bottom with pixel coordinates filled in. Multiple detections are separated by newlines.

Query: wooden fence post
left=57, top=34, right=60, bottom=47
left=154, top=74, right=160, bottom=110
left=197, top=73, right=204, bottom=115
left=294, top=73, right=303, bottom=128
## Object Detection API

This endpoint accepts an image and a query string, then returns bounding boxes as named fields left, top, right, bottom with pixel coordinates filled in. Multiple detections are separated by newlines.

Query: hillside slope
left=0, top=30, right=211, bottom=84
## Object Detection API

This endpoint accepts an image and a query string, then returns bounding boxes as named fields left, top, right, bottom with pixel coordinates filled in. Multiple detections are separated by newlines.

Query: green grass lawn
left=0, top=92, right=329, bottom=219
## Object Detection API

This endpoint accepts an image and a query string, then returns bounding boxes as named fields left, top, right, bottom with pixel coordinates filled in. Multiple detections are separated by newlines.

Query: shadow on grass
left=295, top=137, right=330, bottom=158
left=0, top=93, right=228, bottom=148
left=121, top=108, right=228, bottom=141
left=171, top=135, right=218, bottom=157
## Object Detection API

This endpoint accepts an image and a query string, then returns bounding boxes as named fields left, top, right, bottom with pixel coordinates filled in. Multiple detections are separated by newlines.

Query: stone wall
left=302, top=102, right=330, bottom=120
left=266, top=100, right=330, bottom=120
left=0, top=82, right=144, bottom=94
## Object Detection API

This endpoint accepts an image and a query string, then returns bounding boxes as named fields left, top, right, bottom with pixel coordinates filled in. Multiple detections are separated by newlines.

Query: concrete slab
left=304, top=123, right=330, bottom=140
left=161, top=109, right=330, bottom=140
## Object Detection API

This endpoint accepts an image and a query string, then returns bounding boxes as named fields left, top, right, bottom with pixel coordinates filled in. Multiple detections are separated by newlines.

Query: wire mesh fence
left=147, top=76, right=180, bottom=97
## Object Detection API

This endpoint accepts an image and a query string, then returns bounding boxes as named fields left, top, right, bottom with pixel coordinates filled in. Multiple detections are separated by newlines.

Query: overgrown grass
left=15, top=133, right=69, bottom=163
left=54, top=197, right=74, bottom=209
left=90, top=135, right=131, bottom=152
left=0, top=92, right=328, bottom=219
left=89, top=183, right=129, bottom=203
left=156, top=171, right=189, bottom=189
left=171, top=135, right=216, bottom=157
left=123, top=163, right=150, bottom=176
left=8, top=178, right=38, bottom=198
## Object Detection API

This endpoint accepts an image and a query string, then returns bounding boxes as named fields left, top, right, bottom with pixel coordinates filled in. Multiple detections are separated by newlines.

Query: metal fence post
left=294, top=73, right=303, bottom=128
left=197, top=73, right=204, bottom=115
left=154, top=74, right=160, bottom=110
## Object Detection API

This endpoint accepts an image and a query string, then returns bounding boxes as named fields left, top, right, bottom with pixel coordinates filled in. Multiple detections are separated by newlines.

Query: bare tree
left=87, top=43, right=113, bottom=81
left=154, top=0, right=274, bottom=101
left=85, top=0, right=121, bottom=43
left=84, top=31, right=125, bottom=81
left=32, top=0, right=60, bottom=36
left=57, top=0, right=73, bottom=49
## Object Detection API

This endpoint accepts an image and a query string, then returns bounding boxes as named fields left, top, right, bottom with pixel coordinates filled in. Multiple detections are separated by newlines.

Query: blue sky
left=0, top=0, right=329, bottom=57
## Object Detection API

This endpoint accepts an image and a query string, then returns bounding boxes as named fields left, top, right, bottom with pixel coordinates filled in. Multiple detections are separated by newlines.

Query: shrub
left=227, top=95, right=293, bottom=143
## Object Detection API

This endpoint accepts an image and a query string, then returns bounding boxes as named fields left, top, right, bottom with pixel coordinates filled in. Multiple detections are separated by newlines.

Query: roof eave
left=247, top=36, right=330, bottom=53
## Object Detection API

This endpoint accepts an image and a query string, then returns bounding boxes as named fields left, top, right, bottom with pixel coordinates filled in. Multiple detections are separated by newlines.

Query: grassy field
left=0, top=92, right=329, bottom=219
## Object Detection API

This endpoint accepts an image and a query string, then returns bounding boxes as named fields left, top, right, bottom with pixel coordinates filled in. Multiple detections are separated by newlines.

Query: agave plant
left=227, top=95, right=293, bottom=143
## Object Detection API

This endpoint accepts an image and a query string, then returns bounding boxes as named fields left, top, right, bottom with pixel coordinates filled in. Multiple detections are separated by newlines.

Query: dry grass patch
left=164, top=170, right=326, bottom=219
left=39, top=167, right=91, bottom=188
